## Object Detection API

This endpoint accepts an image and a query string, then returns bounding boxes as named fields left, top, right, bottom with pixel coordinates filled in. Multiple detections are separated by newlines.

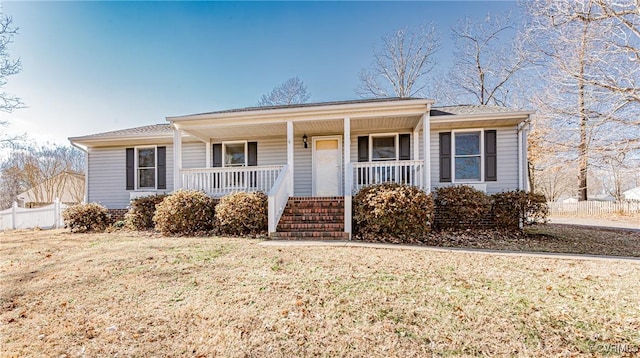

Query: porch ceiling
left=180, top=115, right=424, bottom=141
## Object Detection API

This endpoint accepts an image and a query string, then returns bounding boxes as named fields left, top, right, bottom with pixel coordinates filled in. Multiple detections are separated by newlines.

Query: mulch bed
left=353, top=224, right=640, bottom=258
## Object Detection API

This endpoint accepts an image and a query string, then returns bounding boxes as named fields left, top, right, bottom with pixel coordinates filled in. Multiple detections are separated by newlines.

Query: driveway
left=549, top=216, right=639, bottom=231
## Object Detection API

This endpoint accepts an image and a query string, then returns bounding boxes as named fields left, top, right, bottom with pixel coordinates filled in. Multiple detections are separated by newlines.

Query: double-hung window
left=137, top=147, right=157, bottom=189
left=454, top=132, right=482, bottom=181
left=126, top=146, right=166, bottom=191
left=439, top=130, right=497, bottom=183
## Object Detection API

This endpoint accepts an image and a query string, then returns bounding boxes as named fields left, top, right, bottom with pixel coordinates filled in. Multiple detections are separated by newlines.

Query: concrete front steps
left=271, top=196, right=349, bottom=240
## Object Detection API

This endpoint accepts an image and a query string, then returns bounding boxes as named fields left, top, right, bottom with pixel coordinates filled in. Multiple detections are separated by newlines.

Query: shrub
left=434, top=186, right=491, bottom=230
left=215, top=191, right=268, bottom=236
left=62, top=202, right=110, bottom=233
left=492, top=191, right=549, bottom=229
left=153, top=190, right=216, bottom=236
left=125, top=194, right=167, bottom=230
left=353, top=183, right=434, bottom=243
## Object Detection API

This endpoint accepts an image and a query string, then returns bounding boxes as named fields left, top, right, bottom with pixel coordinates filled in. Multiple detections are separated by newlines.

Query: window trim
left=451, top=130, right=484, bottom=183
left=135, top=145, right=158, bottom=190
left=222, top=141, right=248, bottom=167
left=369, top=133, right=399, bottom=161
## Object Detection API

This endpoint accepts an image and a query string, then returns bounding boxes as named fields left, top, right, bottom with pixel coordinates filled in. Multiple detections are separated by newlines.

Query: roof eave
left=430, top=110, right=534, bottom=122
left=167, top=98, right=434, bottom=123
left=69, top=133, right=174, bottom=147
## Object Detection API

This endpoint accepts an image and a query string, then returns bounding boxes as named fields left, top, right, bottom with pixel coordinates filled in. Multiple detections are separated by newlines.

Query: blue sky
left=1, top=1, right=520, bottom=145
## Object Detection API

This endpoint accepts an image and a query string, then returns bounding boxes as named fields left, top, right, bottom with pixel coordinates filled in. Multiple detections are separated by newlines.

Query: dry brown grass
left=1, top=229, right=639, bottom=357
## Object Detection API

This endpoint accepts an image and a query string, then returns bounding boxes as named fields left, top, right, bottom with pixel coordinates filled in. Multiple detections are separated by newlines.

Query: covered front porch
left=168, top=99, right=434, bottom=237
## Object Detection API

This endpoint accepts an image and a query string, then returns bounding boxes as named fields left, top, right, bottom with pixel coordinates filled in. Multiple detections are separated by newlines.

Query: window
left=224, top=142, right=246, bottom=167
left=439, top=130, right=497, bottom=183
left=126, top=146, right=166, bottom=191
left=137, top=147, right=156, bottom=189
left=371, top=135, right=398, bottom=161
left=454, top=132, right=481, bottom=181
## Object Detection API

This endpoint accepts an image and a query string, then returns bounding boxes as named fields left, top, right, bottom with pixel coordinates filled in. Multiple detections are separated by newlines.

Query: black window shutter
left=212, top=143, right=222, bottom=167
left=357, top=136, right=369, bottom=162
left=157, top=146, right=166, bottom=189
left=439, top=132, right=451, bottom=183
left=247, top=142, right=258, bottom=187
left=399, top=134, right=411, bottom=160
left=485, top=130, right=497, bottom=181
left=248, top=142, right=258, bottom=166
left=126, top=148, right=134, bottom=190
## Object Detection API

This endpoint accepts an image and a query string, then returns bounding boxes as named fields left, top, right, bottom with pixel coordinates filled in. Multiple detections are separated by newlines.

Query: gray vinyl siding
left=88, top=145, right=173, bottom=209
left=182, top=141, right=206, bottom=169
left=430, top=127, right=519, bottom=194
left=256, top=137, right=287, bottom=166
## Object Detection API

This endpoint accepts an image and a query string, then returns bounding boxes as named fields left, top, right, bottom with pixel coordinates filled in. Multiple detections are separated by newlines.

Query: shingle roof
left=174, top=97, right=425, bottom=117
left=431, top=105, right=521, bottom=116
left=70, top=124, right=172, bottom=141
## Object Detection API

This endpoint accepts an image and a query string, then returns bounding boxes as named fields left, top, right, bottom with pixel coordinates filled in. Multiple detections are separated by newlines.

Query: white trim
left=134, top=145, right=158, bottom=190
left=287, top=121, right=294, bottom=195
left=423, top=109, right=431, bottom=193
left=173, top=129, right=182, bottom=190
left=205, top=139, right=212, bottom=168
left=451, top=130, right=484, bottom=183
left=312, top=135, right=343, bottom=196
left=343, top=117, right=352, bottom=237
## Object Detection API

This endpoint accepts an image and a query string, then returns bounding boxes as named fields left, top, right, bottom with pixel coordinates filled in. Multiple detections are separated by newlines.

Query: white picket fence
left=548, top=201, right=640, bottom=216
left=0, top=199, right=68, bottom=231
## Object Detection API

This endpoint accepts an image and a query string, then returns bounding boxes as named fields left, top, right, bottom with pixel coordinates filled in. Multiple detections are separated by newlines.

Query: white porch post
left=343, top=117, right=352, bottom=238
left=423, top=108, right=431, bottom=193
left=286, top=121, right=294, bottom=195
left=205, top=139, right=211, bottom=168
left=173, top=128, right=183, bottom=190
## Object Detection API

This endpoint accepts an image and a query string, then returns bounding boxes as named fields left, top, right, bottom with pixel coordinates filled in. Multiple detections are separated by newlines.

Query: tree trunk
left=578, top=17, right=589, bottom=202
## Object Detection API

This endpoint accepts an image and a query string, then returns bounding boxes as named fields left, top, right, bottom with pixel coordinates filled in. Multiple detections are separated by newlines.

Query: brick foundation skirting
left=107, top=209, right=129, bottom=222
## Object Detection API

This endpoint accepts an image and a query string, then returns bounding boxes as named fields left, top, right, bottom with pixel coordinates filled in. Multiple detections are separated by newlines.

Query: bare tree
left=0, top=144, right=85, bottom=209
left=443, top=12, right=528, bottom=106
left=356, top=24, right=440, bottom=98
left=258, top=77, right=310, bottom=106
left=524, top=0, right=640, bottom=201
left=0, top=14, right=23, bottom=146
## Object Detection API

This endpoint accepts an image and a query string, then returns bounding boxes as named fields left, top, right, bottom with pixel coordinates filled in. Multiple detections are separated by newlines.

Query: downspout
left=516, top=117, right=531, bottom=192
left=70, top=142, right=89, bottom=203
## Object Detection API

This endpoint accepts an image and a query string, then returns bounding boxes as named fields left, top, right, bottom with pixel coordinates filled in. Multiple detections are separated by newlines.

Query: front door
left=313, top=136, right=342, bottom=196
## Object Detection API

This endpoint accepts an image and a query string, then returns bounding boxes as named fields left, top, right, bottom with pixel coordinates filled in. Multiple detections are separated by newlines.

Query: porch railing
left=180, top=165, right=284, bottom=197
left=268, top=165, right=290, bottom=234
left=351, top=160, right=424, bottom=193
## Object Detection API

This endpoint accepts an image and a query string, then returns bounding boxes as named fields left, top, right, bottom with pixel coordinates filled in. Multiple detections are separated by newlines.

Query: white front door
left=313, top=136, right=342, bottom=196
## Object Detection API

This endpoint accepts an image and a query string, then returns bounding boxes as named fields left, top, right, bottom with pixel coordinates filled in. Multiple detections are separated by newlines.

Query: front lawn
left=1, top=230, right=639, bottom=356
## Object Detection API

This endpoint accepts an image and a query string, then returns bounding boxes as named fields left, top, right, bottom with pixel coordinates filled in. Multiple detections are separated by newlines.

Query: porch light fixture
left=303, top=134, right=308, bottom=148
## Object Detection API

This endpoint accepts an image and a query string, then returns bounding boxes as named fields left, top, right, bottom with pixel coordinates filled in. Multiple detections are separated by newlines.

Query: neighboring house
left=623, top=187, right=640, bottom=201
left=16, top=171, right=85, bottom=208
left=69, top=98, right=532, bottom=237
left=559, top=197, right=579, bottom=204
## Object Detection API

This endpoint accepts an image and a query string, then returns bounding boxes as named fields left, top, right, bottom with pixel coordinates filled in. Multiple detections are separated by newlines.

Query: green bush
left=62, top=202, right=110, bottom=233
left=492, top=190, right=549, bottom=229
left=153, top=190, right=216, bottom=236
left=434, top=186, right=491, bottom=230
left=353, top=183, right=434, bottom=243
left=215, top=191, right=268, bottom=236
left=125, top=194, right=167, bottom=230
